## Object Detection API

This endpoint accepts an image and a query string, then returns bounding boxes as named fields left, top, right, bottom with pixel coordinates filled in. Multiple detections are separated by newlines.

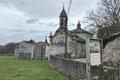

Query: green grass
left=0, top=56, right=69, bottom=80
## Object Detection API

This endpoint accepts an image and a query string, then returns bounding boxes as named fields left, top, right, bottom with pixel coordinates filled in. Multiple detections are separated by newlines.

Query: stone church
left=48, top=7, right=93, bottom=58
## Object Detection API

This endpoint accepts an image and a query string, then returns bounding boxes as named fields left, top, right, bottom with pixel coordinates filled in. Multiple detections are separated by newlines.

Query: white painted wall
left=15, top=41, right=34, bottom=59
left=46, top=44, right=64, bottom=58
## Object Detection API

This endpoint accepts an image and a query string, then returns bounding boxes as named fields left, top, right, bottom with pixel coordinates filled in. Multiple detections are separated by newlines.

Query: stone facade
left=15, top=39, right=48, bottom=60
left=33, top=42, right=48, bottom=60
left=15, top=40, right=34, bottom=59
left=49, top=7, right=93, bottom=58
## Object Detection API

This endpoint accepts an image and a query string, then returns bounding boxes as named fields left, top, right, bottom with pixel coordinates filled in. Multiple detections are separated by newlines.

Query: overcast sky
left=0, top=0, right=99, bottom=45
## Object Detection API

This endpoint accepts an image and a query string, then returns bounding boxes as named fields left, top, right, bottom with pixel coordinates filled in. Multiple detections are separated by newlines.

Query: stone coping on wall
left=52, top=55, right=86, bottom=64
left=73, top=58, right=86, bottom=63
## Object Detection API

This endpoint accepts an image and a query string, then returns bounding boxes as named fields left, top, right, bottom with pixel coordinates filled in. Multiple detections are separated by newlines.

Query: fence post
left=118, top=60, right=120, bottom=80
left=86, top=39, right=91, bottom=80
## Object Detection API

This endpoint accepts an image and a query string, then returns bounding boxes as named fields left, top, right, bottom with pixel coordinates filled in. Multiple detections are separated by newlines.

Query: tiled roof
left=71, top=28, right=93, bottom=35
left=23, top=39, right=35, bottom=44
left=71, top=34, right=85, bottom=42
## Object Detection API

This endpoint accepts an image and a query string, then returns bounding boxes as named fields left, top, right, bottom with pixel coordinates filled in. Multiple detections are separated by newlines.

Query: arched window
left=60, top=18, right=63, bottom=26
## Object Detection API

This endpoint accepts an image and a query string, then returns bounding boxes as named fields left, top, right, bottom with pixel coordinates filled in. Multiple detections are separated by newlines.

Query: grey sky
left=0, top=0, right=99, bottom=45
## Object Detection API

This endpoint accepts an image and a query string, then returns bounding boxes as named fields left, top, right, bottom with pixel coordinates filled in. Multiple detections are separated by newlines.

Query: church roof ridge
left=71, top=27, right=93, bottom=35
left=22, top=39, right=35, bottom=44
left=71, top=34, right=85, bottom=42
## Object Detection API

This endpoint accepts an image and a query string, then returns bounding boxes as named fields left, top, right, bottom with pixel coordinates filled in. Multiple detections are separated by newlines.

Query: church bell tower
left=59, top=6, right=68, bottom=31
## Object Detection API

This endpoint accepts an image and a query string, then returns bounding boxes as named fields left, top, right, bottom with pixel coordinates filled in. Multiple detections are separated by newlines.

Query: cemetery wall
left=49, top=55, right=100, bottom=79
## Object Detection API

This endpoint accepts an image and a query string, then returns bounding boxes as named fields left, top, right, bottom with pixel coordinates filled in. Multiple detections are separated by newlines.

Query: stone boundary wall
left=0, top=53, right=14, bottom=56
left=49, top=55, right=100, bottom=80
left=49, top=55, right=86, bottom=79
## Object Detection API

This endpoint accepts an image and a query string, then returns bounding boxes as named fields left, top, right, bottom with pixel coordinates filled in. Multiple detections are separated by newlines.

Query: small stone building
left=15, top=39, right=48, bottom=60
left=15, top=40, right=35, bottom=59
left=33, top=41, right=48, bottom=60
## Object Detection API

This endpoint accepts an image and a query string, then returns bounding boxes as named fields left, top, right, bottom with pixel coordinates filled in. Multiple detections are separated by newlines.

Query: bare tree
left=85, top=0, right=120, bottom=37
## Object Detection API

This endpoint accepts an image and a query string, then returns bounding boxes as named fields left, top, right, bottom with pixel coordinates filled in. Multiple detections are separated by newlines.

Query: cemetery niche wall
left=15, top=40, right=48, bottom=60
